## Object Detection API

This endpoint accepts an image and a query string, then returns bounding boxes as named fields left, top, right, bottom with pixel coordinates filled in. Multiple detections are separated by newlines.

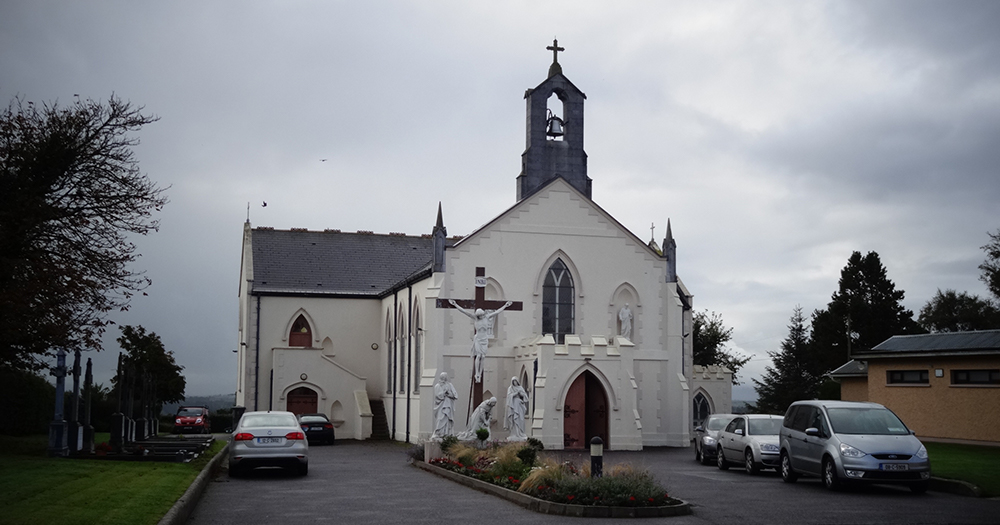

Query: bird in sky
left=262, top=201, right=267, bottom=207
left=320, top=159, right=328, bottom=162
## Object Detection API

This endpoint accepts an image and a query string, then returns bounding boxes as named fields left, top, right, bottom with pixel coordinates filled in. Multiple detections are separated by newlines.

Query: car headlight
left=915, top=445, right=928, bottom=459
left=175, top=419, right=181, bottom=424
left=196, top=418, right=203, bottom=423
left=760, top=443, right=779, bottom=453
left=702, top=436, right=716, bottom=446
left=839, top=443, right=867, bottom=458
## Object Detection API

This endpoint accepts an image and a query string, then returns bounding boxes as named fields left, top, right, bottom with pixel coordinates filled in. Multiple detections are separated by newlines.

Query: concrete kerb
left=158, top=442, right=230, bottom=525
left=414, top=460, right=692, bottom=518
left=929, top=476, right=983, bottom=497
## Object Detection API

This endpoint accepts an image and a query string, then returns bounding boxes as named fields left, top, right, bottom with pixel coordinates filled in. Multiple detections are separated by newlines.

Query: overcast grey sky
left=3, top=1, right=998, bottom=401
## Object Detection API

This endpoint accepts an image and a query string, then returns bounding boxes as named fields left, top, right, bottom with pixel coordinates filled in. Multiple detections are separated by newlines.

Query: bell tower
left=516, top=40, right=591, bottom=201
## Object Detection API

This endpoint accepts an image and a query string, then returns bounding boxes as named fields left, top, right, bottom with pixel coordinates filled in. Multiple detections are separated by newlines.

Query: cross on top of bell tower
left=547, top=38, right=565, bottom=77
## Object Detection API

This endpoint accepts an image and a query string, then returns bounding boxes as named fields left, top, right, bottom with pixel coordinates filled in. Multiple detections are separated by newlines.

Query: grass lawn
left=925, top=441, right=1000, bottom=497
left=0, top=433, right=225, bottom=525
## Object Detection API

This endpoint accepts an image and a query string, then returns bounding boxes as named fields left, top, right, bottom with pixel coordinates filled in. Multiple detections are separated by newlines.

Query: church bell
left=546, top=109, right=564, bottom=138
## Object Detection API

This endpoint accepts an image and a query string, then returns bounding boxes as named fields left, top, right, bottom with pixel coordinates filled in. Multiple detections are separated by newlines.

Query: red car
left=175, top=406, right=212, bottom=434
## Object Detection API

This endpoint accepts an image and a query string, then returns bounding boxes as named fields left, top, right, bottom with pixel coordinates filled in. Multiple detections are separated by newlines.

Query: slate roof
left=828, top=359, right=869, bottom=378
left=853, top=330, right=1000, bottom=358
left=250, top=228, right=445, bottom=297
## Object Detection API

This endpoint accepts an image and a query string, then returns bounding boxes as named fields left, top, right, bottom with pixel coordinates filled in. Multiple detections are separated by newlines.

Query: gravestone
left=47, top=349, right=69, bottom=457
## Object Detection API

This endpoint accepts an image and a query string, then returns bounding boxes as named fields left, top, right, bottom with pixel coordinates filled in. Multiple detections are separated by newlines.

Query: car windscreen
left=299, top=416, right=328, bottom=424
left=241, top=414, right=297, bottom=428
left=706, top=417, right=730, bottom=431
left=747, top=418, right=782, bottom=435
left=826, top=407, right=909, bottom=435
left=177, top=408, right=203, bottom=416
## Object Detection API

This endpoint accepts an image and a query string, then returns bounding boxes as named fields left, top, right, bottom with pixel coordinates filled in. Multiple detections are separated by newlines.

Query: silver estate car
left=694, top=413, right=737, bottom=465
left=716, top=414, right=783, bottom=474
left=779, top=400, right=930, bottom=493
left=229, top=411, right=309, bottom=476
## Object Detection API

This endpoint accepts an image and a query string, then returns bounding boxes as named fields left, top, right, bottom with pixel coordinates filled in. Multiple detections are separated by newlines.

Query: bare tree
left=0, top=95, right=167, bottom=371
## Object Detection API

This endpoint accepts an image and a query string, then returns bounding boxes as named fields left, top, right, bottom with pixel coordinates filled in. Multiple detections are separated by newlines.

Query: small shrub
left=526, top=437, right=544, bottom=451
left=516, top=445, right=537, bottom=466
left=440, top=435, right=459, bottom=454
left=475, top=428, right=490, bottom=442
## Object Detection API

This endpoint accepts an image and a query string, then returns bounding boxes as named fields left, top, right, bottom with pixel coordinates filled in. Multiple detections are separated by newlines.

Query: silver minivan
left=779, top=400, right=930, bottom=493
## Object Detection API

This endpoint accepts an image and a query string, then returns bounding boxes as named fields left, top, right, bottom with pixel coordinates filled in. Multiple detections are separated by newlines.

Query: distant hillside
left=162, top=394, right=235, bottom=414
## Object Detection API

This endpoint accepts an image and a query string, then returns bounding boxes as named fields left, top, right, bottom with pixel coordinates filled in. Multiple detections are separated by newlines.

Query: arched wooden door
left=286, top=386, right=318, bottom=415
left=562, top=371, right=609, bottom=449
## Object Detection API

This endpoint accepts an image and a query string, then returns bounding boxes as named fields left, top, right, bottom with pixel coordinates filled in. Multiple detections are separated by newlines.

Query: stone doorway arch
left=562, top=370, right=609, bottom=450
left=287, top=386, right=318, bottom=415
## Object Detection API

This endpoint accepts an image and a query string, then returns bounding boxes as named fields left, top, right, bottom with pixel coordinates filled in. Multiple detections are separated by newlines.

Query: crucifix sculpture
left=436, top=267, right=523, bottom=420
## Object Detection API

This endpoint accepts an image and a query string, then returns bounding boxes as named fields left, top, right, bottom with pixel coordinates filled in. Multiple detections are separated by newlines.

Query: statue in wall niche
left=431, top=372, right=459, bottom=440
left=504, top=377, right=529, bottom=441
left=457, top=397, right=497, bottom=441
left=448, top=299, right=513, bottom=383
left=619, top=303, right=633, bottom=340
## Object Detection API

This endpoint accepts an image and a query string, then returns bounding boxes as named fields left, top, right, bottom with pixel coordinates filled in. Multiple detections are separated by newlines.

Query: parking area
left=187, top=441, right=1000, bottom=525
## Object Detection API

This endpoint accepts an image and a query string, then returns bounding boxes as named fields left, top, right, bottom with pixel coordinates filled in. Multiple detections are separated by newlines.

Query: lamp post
left=590, top=436, right=603, bottom=478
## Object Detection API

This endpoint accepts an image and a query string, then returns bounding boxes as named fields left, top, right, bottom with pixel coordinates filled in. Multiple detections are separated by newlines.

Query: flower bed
left=422, top=441, right=689, bottom=517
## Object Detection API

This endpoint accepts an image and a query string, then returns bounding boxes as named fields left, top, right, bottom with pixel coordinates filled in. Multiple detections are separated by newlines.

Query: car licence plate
left=311, top=426, right=324, bottom=431
left=256, top=437, right=284, bottom=445
left=880, top=463, right=908, bottom=471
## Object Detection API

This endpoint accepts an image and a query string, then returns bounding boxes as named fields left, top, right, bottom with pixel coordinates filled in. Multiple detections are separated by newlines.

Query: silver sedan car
left=694, top=413, right=737, bottom=465
left=229, top=411, right=309, bottom=476
left=716, top=414, right=783, bottom=474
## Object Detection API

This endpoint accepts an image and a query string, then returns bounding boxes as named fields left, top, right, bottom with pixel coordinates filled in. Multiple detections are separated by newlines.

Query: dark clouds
left=2, top=1, right=997, bottom=400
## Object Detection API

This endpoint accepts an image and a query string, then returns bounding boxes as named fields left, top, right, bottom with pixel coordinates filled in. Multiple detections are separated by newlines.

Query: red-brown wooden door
left=286, top=387, right=318, bottom=415
left=563, top=371, right=609, bottom=449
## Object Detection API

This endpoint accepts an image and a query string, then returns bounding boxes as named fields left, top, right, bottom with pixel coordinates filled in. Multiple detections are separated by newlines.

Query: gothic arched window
left=289, top=315, right=311, bottom=347
left=412, top=308, right=421, bottom=394
left=542, top=258, right=574, bottom=344
left=693, top=392, right=711, bottom=429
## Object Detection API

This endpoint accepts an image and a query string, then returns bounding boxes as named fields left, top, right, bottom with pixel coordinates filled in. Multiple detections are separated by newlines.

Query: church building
left=235, top=42, right=732, bottom=450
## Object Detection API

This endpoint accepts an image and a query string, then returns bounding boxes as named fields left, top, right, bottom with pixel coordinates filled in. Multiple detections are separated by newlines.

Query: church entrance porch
left=286, top=387, right=318, bottom=415
left=562, top=371, right=608, bottom=449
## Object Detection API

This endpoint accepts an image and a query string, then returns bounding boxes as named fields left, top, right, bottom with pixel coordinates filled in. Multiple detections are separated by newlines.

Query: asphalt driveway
left=186, top=440, right=1000, bottom=524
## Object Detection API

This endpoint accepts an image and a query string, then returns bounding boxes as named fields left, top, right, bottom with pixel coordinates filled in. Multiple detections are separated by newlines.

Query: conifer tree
left=809, top=251, right=922, bottom=383
left=752, top=306, right=815, bottom=414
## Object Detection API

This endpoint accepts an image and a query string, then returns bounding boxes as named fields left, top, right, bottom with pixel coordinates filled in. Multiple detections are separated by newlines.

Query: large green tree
left=918, top=289, right=1000, bottom=333
left=981, top=228, right=1000, bottom=301
left=115, top=325, right=185, bottom=412
left=692, top=310, right=750, bottom=384
left=752, top=306, right=816, bottom=414
left=0, top=96, right=166, bottom=372
left=810, top=251, right=923, bottom=378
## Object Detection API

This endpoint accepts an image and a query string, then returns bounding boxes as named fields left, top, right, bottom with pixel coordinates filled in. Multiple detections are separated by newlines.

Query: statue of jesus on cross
left=448, top=299, right=513, bottom=383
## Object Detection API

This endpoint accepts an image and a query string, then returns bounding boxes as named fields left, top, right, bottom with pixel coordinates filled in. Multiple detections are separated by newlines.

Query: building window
left=692, top=392, right=710, bottom=429
left=542, top=258, right=574, bottom=344
left=887, top=370, right=929, bottom=384
left=289, top=315, right=311, bottom=347
left=952, top=369, right=1000, bottom=385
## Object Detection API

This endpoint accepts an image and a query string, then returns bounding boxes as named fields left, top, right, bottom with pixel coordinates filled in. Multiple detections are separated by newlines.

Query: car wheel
left=695, top=445, right=702, bottom=463
left=780, top=452, right=797, bottom=483
left=910, top=481, right=929, bottom=494
left=297, top=463, right=309, bottom=476
left=229, top=463, right=242, bottom=478
left=745, top=449, right=759, bottom=475
left=822, top=457, right=841, bottom=491
left=717, top=447, right=729, bottom=470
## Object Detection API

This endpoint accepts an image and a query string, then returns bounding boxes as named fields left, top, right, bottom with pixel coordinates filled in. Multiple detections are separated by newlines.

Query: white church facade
left=235, top=45, right=731, bottom=450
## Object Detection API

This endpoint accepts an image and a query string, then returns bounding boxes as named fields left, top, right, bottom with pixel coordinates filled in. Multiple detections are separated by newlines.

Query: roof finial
left=547, top=38, right=565, bottom=77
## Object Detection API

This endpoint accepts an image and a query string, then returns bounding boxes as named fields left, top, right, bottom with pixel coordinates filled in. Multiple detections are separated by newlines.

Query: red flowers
left=629, top=496, right=636, bottom=501
left=567, top=495, right=575, bottom=501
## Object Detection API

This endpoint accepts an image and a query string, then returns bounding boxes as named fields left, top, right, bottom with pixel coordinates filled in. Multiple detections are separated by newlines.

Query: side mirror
left=734, top=429, right=743, bottom=436
left=694, top=426, right=704, bottom=433
left=805, top=427, right=822, bottom=437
